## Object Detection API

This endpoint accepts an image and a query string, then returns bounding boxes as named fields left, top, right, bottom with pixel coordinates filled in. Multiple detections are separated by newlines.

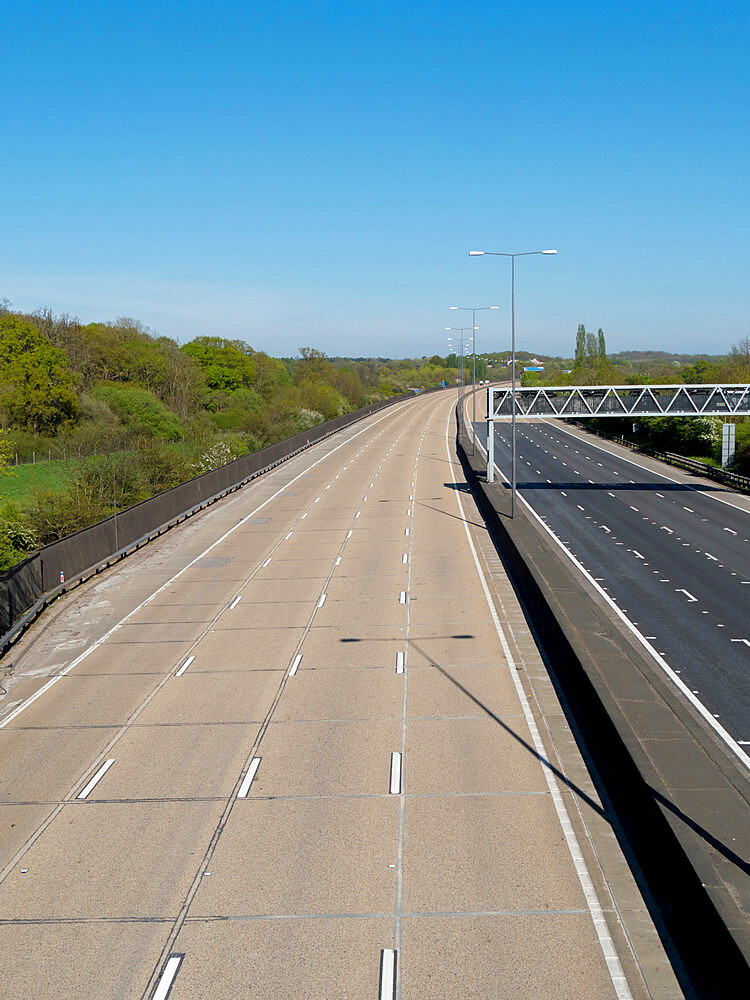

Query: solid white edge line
left=474, top=427, right=749, bottom=769
left=77, top=758, right=115, bottom=799
left=237, top=756, right=262, bottom=798
left=453, top=418, right=632, bottom=999
left=153, top=954, right=183, bottom=1000
left=379, top=948, right=396, bottom=1000
left=289, top=653, right=302, bottom=676
left=175, top=655, right=194, bottom=677
left=396, top=651, right=404, bottom=673
left=0, top=401, right=413, bottom=732
left=389, top=752, right=402, bottom=794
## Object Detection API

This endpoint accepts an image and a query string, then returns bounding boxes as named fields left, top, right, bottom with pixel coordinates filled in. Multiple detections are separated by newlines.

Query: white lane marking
left=683, top=506, right=693, bottom=512
left=560, top=491, right=567, bottom=496
left=547, top=418, right=750, bottom=515
left=661, top=526, right=673, bottom=533
left=379, top=948, right=396, bottom=1000
left=705, top=552, right=718, bottom=561
left=229, top=595, right=241, bottom=610
left=724, top=527, right=737, bottom=534
left=404, top=528, right=410, bottom=536
left=676, top=588, right=698, bottom=602
left=355, top=511, right=360, bottom=518
left=655, top=493, right=664, bottom=498
left=301, top=512, right=308, bottom=519
left=389, top=752, right=402, bottom=794
left=77, top=759, right=115, bottom=799
left=317, top=593, right=327, bottom=608
left=237, top=757, right=262, bottom=798
left=315, top=497, right=320, bottom=503
left=399, top=591, right=406, bottom=605
left=402, top=553, right=408, bottom=564
left=289, top=653, right=302, bottom=676
left=630, top=506, right=639, bottom=512
left=731, top=639, right=750, bottom=647
left=153, top=955, right=183, bottom=1000
left=601, top=525, right=611, bottom=533
left=370, top=482, right=374, bottom=488
left=409, top=494, right=413, bottom=501
left=633, top=550, right=644, bottom=560
left=455, top=423, right=633, bottom=997
left=262, top=557, right=272, bottom=568
left=577, top=505, right=585, bottom=511
left=347, top=530, right=353, bottom=538
left=285, top=531, right=293, bottom=539
left=335, top=556, right=342, bottom=566
left=364, top=495, right=368, bottom=502
left=407, top=508, right=412, bottom=516
left=607, top=492, right=615, bottom=498
left=175, top=656, right=194, bottom=677
left=396, top=651, right=404, bottom=673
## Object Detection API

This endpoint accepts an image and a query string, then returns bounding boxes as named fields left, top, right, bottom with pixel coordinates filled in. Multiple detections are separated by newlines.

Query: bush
left=92, top=385, right=183, bottom=441
left=0, top=502, right=36, bottom=570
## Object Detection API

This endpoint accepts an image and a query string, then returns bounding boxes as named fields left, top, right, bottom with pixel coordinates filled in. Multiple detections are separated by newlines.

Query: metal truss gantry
left=485, top=383, right=750, bottom=486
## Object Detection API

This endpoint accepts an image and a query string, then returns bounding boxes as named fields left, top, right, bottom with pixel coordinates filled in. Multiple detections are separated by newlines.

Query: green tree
left=574, top=325, right=586, bottom=369
left=0, top=315, right=79, bottom=432
left=597, top=328, right=607, bottom=362
left=180, top=337, right=256, bottom=392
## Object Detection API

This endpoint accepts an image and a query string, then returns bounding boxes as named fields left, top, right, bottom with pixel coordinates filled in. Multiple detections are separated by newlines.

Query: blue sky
left=2, top=1, right=748, bottom=358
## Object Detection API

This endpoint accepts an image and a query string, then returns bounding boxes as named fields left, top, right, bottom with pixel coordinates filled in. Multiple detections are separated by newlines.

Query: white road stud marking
left=396, top=651, right=404, bottom=673
left=153, top=955, right=184, bottom=1000
left=389, top=752, right=402, bottom=794
left=379, top=948, right=396, bottom=1000
left=175, top=656, right=194, bottom=677
left=318, top=593, right=327, bottom=608
left=676, top=589, right=698, bottom=602
left=229, top=595, right=242, bottom=610
left=237, top=757, right=262, bottom=798
left=289, top=653, right=302, bottom=676
left=77, top=759, right=115, bottom=799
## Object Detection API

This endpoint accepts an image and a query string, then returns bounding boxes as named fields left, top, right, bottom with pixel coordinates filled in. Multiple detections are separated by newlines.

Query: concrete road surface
left=0, top=391, right=681, bottom=998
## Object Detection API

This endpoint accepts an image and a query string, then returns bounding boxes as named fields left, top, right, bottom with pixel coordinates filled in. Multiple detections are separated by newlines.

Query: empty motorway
left=0, top=389, right=680, bottom=998
left=474, top=405, right=750, bottom=756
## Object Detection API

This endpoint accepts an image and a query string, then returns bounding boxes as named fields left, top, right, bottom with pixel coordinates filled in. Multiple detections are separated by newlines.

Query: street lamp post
left=446, top=327, right=474, bottom=431
left=450, top=305, right=499, bottom=453
left=469, top=249, right=557, bottom=516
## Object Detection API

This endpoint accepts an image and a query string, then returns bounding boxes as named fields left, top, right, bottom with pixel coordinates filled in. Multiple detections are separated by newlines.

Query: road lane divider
left=153, top=955, right=184, bottom=1000
left=77, top=759, right=115, bottom=800
left=379, top=948, right=396, bottom=1000
left=396, top=651, right=404, bottom=673
left=175, top=656, right=194, bottom=677
left=289, top=653, right=302, bottom=676
left=389, top=752, right=402, bottom=794
left=229, top=595, right=242, bottom=610
left=317, top=594, right=327, bottom=608
left=237, top=757, right=262, bottom=798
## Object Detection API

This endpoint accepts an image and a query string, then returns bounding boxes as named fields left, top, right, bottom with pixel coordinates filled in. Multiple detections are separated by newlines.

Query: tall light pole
left=450, top=305, right=499, bottom=453
left=446, top=327, right=474, bottom=431
left=469, top=249, right=557, bottom=516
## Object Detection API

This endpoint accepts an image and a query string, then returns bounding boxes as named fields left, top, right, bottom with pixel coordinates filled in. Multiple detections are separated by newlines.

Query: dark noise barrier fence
left=0, top=390, right=433, bottom=653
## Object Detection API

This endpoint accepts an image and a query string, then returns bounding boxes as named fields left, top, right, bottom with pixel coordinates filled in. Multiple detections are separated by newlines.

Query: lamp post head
left=449, top=306, right=458, bottom=310
left=469, top=250, right=485, bottom=256
left=542, top=249, right=557, bottom=254
left=490, top=305, right=499, bottom=309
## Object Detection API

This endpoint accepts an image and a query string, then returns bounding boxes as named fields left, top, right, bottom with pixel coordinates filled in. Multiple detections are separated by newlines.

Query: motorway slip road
left=0, top=390, right=679, bottom=999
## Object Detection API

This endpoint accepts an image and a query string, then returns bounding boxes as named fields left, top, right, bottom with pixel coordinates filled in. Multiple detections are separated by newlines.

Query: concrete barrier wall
left=456, top=417, right=750, bottom=993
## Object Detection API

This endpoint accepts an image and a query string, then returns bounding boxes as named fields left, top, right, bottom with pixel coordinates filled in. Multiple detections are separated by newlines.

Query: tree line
left=0, top=304, right=469, bottom=569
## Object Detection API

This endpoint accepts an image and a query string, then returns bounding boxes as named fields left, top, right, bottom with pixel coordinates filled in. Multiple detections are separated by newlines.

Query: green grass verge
left=0, top=458, right=80, bottom=505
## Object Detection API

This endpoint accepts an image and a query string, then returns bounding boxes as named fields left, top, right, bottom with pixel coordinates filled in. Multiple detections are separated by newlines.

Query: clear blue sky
left=2, top=1, right=748, bottom=359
